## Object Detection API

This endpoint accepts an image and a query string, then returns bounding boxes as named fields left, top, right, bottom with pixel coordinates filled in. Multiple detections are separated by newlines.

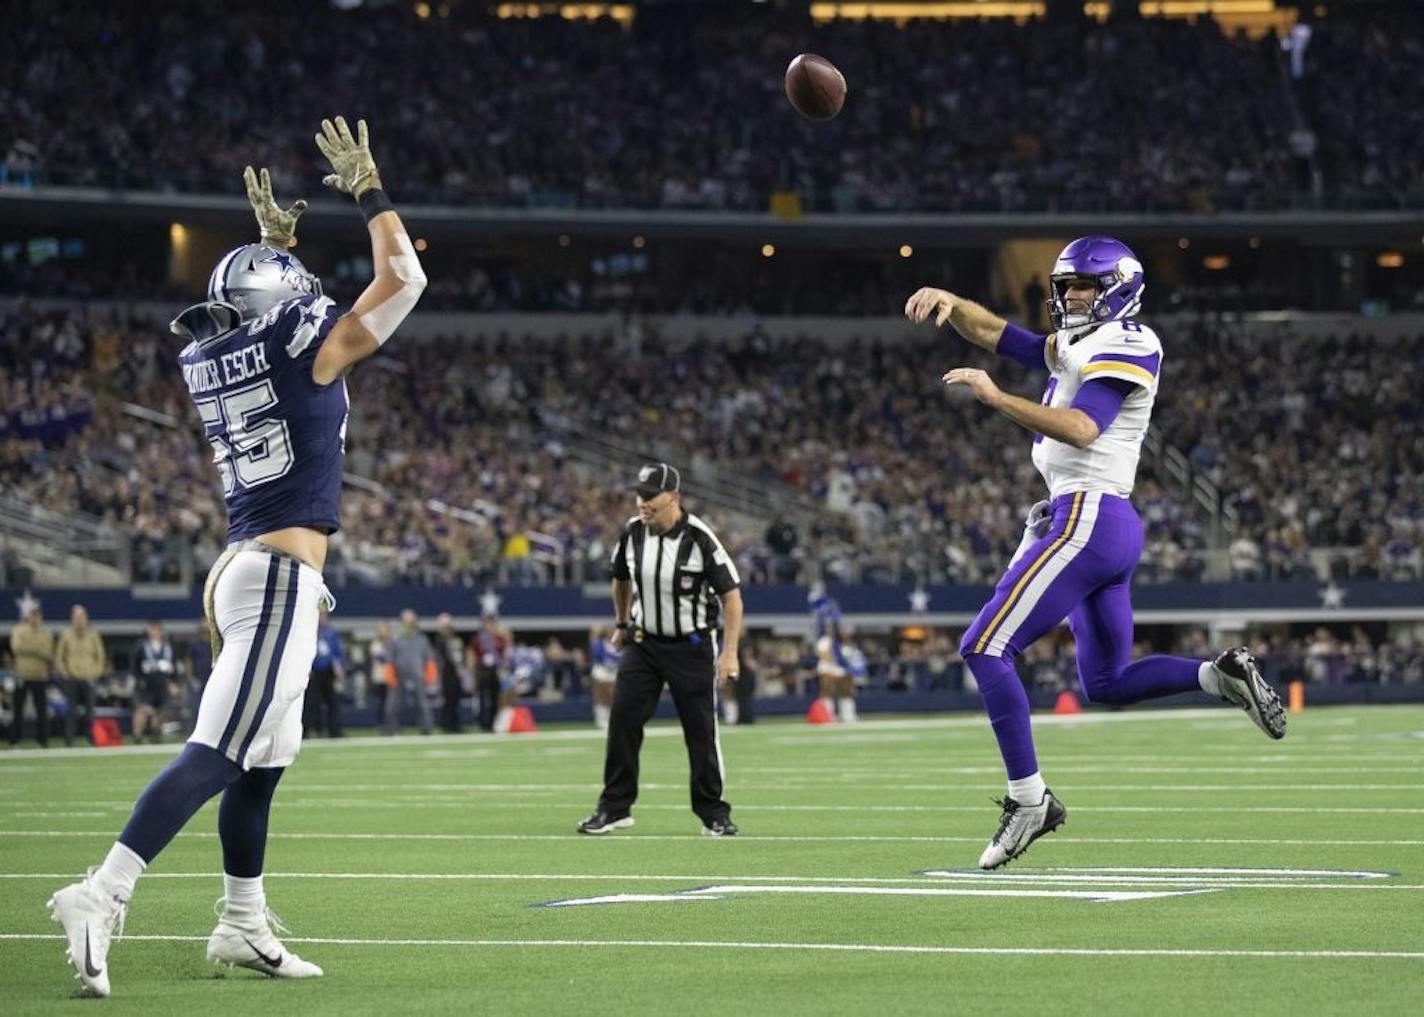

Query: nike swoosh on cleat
left=83, top=925, right=102, bottom=978
left=243, top=937, right=283, bottom=969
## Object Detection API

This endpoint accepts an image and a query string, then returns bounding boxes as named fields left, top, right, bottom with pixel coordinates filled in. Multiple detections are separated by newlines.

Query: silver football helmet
left=207, top=243, right=322, bottom=321
left=171, top=243, right=323, bottom=342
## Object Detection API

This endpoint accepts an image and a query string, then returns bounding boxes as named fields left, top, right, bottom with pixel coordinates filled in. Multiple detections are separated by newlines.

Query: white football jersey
left=1029, top=320, right=1162, bottom=499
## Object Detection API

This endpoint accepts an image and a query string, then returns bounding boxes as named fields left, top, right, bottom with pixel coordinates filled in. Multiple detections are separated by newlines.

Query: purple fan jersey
left=178, top=293, right=345, bottom=542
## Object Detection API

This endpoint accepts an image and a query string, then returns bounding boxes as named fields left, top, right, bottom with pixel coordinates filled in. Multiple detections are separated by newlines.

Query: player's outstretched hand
left=243, top=166, right=307, bottom=248
left=943, top=367, right=1003, bottom=406
left=905, top=287, right=957, bottom=327
left=315, top=116, right=380, bottom=199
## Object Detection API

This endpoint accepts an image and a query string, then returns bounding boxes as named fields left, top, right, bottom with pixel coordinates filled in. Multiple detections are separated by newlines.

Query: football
left=784, top=53, right=846, bottom=121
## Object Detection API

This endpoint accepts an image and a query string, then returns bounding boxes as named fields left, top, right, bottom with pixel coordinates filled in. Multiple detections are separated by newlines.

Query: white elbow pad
left=359, top=233, right=428, bottom=345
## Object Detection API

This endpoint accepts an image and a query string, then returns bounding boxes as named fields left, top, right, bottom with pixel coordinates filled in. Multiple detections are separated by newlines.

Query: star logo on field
left=480, top=588, right=502, bottom=618
left=908, top=587, right=931, bottom=614
left=14, top=589, right=39, bottom=620
left=1318, top=582, right=1346, bottom=609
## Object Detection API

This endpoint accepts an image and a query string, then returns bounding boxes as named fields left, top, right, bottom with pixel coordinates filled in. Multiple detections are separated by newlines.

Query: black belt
left=634, top=629, right=712, bottom=645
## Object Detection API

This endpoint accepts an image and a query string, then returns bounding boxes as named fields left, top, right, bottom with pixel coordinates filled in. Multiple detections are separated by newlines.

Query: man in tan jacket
left=9, top=605, right=54, bottom=747
left=56, top=605, right=107, bottom=747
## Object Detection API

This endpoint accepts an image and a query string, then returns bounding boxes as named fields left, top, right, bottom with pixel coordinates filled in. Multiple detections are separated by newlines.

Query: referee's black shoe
left=577, top=811, right=634, bottom=835
left=701, top=817, right=738, bottom=837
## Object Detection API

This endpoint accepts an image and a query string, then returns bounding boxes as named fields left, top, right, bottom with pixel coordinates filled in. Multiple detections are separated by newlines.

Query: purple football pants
left=959, top=492, right=1204, bottom=780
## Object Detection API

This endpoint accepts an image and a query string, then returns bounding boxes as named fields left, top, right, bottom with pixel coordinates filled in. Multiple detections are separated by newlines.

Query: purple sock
left=964, top=653, right=1038, bottom=780
left=1080, top=655, right=1204, bottom=706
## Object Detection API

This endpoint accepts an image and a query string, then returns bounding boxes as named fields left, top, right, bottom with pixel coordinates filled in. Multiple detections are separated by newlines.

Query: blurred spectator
left=132, top=620, right=175, bottom=743
left=467, top=612, right=512, bottom=733
left=54, top=603, right=105, bottom=747
left=8, top=605, right=53, bottom=747
left=182, top=619, right=212, bottom=736
left=386, top=609, right=435, bottom=736
left=432, top=612, right=467, bottom=734
left=304, top=609, right=346, bottom=739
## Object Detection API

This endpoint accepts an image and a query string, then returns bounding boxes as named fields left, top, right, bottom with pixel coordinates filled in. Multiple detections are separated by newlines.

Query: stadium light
left=899, top=244, right=913, bottom=258
left=558, top=234, right=571, bottom=247
left=761, top=244, right=776, bottom=258
left=632, top=235, right=646, bottom=249
left=1376, top=252, right=1404, bottom=268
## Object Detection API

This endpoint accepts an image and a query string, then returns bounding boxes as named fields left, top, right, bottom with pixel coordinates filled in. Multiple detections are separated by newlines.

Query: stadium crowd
left=5, top=300, right=1422, bottom=587
left=3, top=3, right=1421, bottom=213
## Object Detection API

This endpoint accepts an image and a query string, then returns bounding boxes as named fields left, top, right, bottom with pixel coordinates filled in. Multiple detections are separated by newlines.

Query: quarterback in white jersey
left=1031, top=318, right=1161, bottom=500
left=906, top=235, right=1285, bottom=871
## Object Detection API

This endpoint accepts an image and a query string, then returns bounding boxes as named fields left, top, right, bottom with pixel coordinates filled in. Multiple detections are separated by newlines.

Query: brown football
left=785, top=53, right=846, bottom=121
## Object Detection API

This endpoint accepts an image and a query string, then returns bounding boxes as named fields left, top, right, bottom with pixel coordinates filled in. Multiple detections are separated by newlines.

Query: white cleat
left=1213, top=646, right=1286, bottom=740
left=977, top=791, right=1067, bottom=870
left=48, top=870, right=126, bottom=998
left=207, top=900, right=324, bottom=979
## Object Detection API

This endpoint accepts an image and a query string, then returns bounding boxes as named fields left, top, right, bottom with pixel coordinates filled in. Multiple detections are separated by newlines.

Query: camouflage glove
left=314, top=116, right=379, bottom=199
left=242, top=166, right=307, bottom=248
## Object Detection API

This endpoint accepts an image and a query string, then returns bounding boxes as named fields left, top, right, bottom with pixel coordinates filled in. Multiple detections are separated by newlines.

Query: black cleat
left=701, top=817, right=738, bottom=837
left=577, top=811, right=634, bottom=835
left=1213, top=646, right=1286, bottom=740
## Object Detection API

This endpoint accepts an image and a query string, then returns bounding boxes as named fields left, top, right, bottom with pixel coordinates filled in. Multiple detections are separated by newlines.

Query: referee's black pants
left=598, top=636, right=730, bottom=824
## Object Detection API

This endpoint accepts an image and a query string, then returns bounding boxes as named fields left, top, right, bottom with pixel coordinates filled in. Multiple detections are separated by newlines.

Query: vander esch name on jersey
left=182, top=341, right=272, bottom=395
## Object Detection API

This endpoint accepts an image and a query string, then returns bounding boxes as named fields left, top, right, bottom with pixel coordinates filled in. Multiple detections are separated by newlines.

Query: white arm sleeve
left=358, top=233, right=428, bottom=345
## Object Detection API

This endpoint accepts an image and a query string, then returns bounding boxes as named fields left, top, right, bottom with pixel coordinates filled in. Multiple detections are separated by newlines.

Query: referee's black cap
left=633, top=462, right=681, bottom=498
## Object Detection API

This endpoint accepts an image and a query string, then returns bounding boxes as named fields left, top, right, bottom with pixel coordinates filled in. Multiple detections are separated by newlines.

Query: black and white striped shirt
left=610, top=512, right=741, bottom=637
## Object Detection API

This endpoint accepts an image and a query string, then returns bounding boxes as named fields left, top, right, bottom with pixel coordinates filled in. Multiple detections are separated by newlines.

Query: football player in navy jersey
left=48, top=118, right=427, bottom=997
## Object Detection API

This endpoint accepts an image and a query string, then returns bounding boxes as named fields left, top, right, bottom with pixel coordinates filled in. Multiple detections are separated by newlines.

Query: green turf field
left=3, top=704, right=1422, bottom=1016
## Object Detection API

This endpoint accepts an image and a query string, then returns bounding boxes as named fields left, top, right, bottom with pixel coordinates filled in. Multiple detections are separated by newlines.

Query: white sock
left=1008, top=772, right=1047, bottom=806
left=222, top=874, right=265, bottom=918
left=1198, top=660, right=1222, bottom=697
left=723, top=699, right=739, bottom=725
left=494, top=707, right=512, bottom=734
left=836, top=697, right=858, bottom=723
left=95, top=842, right=146, bottom=902
left=593, top=703, right=610, bottom=729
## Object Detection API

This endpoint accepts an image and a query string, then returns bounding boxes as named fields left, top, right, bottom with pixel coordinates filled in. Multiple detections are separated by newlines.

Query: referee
left=578, top=462, right=744, bottom=837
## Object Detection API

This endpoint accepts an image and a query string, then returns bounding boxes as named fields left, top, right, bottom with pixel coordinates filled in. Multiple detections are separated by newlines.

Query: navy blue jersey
left=178, top=294, right=345, bottom=542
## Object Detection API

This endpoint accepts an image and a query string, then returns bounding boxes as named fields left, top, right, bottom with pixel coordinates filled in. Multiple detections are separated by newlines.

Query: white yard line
left=5, top=707, right=1411, bottom=763
left=3, top=829, right=1422, bottom=846
left=8, top=798, right=1422, bottom=816
left=0, top=933, right=1419, bottom=960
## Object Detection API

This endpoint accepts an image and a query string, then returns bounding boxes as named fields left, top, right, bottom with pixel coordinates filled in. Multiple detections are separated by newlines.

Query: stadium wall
left=11, top=580, right=1424, bottom=636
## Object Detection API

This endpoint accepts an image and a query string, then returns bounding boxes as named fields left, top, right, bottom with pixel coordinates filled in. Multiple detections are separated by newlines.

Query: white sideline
left=0, top=933, right=1420, bottom=960
left=3, top=829, right=1423, bottom=846
left=0, top=707, right=1341, bottom=762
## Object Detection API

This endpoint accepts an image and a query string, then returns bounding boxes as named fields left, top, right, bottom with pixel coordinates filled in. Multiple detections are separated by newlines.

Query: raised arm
left=312, top=117, right=428, bottom=386
left=905, top=287, right=1047, bottom=370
